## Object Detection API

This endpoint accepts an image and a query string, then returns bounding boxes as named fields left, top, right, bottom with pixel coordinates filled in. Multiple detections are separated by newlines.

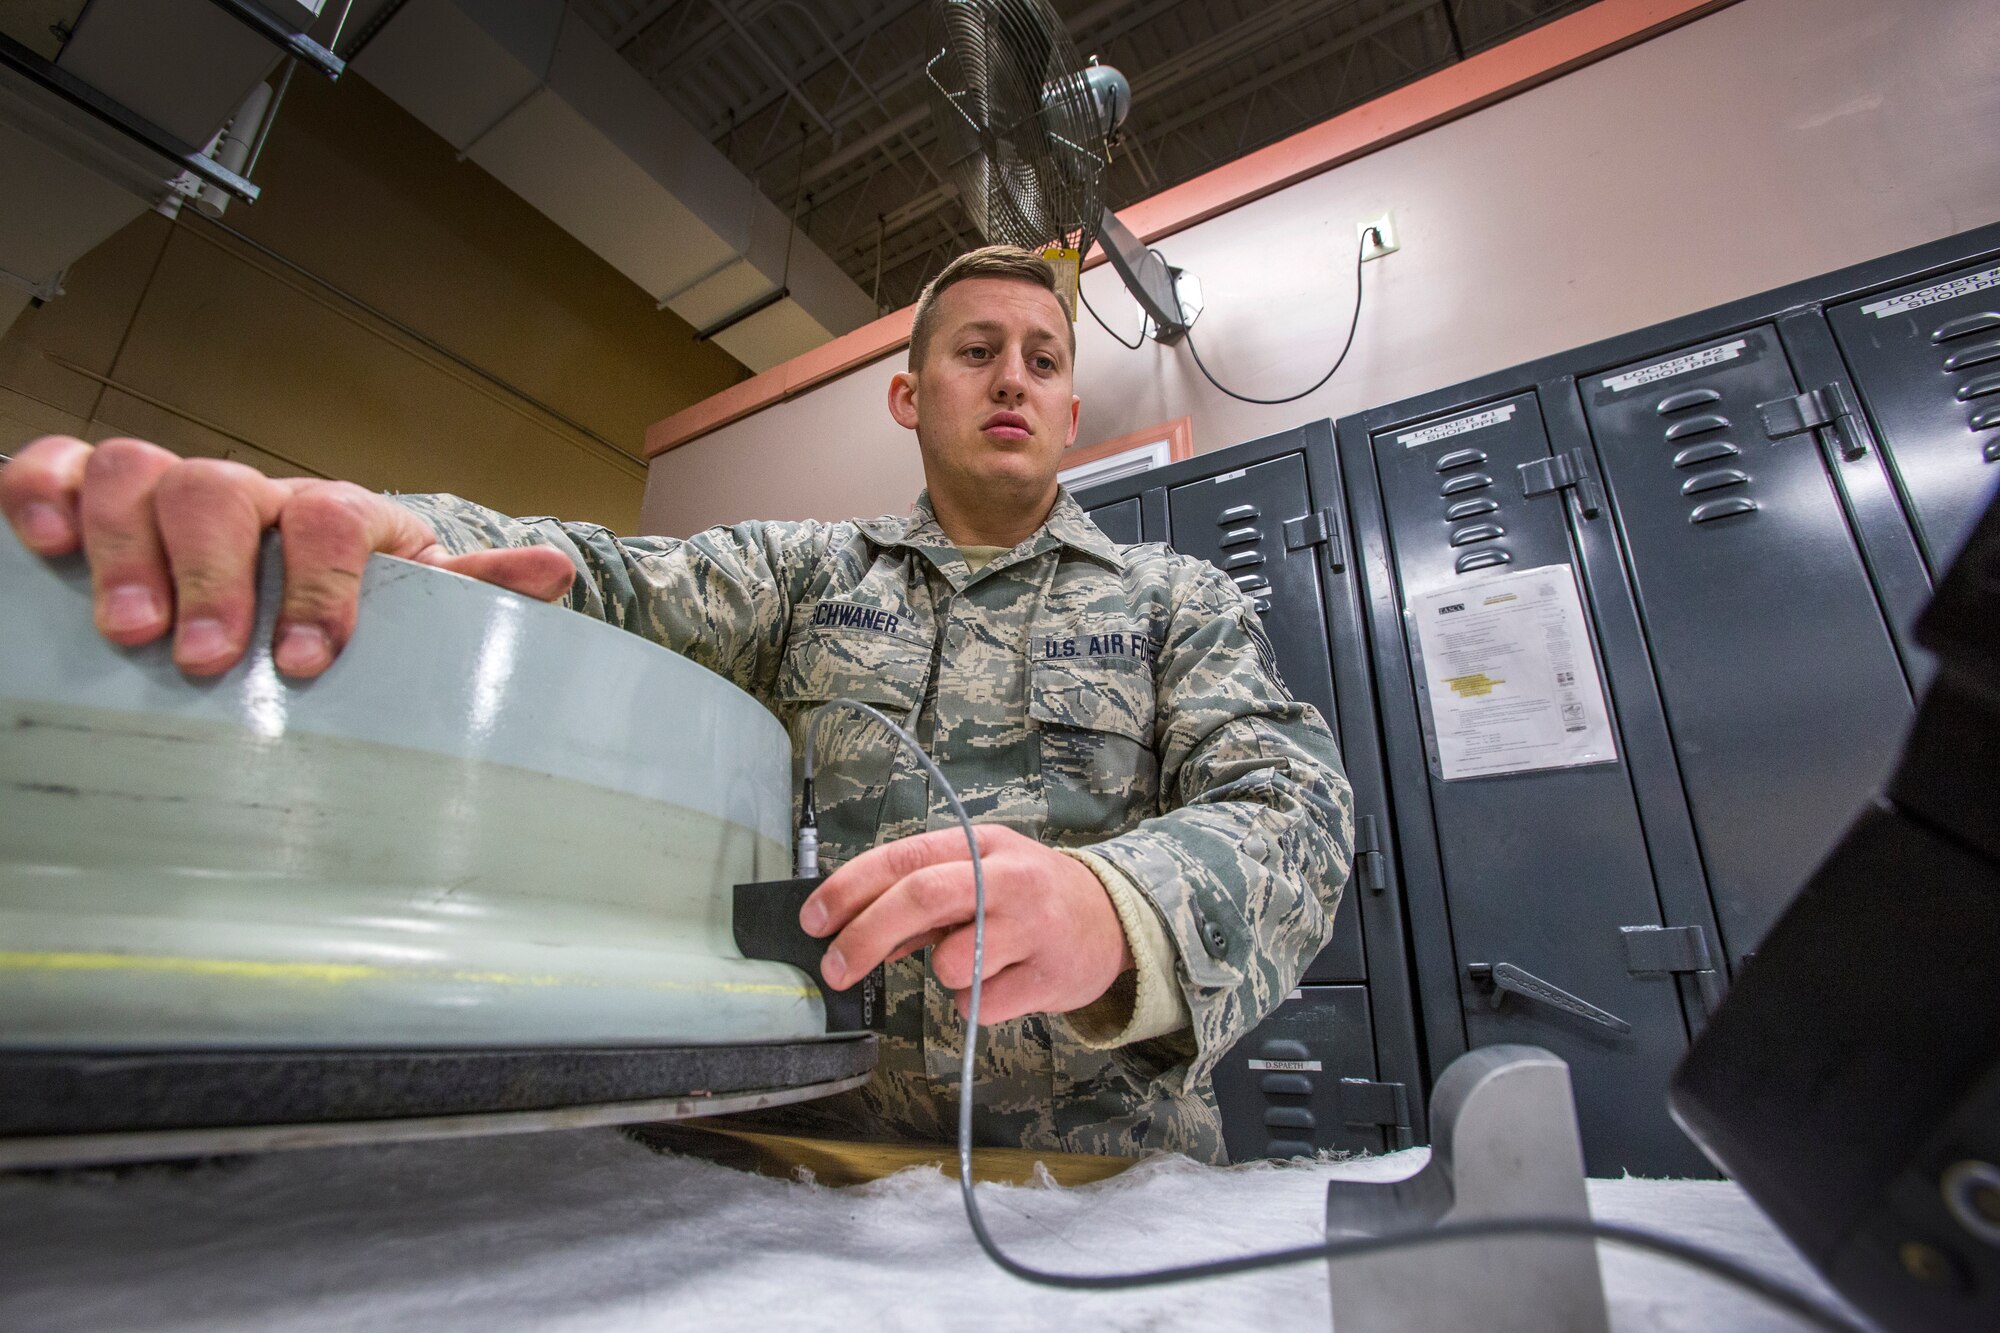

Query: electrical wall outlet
left=1358, top=213, right=1399, bottom=261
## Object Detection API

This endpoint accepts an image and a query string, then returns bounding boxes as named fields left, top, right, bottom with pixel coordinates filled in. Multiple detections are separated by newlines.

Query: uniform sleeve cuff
left=1060, top=848, right=1193, bottom=1049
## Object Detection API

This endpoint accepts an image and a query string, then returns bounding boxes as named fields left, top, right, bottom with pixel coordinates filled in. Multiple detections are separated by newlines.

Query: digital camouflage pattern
left=395, top=487, right=1354, bottom=1164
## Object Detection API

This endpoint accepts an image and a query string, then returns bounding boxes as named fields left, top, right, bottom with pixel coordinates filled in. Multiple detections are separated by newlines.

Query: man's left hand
left=799, top=826, right=1134, bottom=1025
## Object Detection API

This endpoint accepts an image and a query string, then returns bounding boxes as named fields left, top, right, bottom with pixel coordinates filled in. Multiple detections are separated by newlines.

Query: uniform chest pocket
left=778, top=628, right=928, bottom=716
left=1030, top=653, right=1159, bottom=843
left=777, top=628, right=930, bottom=822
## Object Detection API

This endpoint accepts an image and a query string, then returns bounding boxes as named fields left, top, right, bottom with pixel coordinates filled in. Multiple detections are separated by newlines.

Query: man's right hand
left=0, top=435, right=578, bottom=678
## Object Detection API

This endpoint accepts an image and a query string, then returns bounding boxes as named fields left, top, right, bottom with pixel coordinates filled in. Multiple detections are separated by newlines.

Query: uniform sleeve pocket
left=1030, top=655, right=1158, bottom=840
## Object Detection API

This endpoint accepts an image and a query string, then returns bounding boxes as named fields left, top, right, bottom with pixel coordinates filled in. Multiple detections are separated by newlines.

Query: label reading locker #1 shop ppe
left=1396, top=402, right=1516, bottom=447
left=1410, top=563, right=1618, bottom=781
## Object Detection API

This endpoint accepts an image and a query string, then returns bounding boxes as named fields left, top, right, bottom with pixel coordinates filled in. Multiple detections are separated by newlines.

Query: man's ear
left=1065, top=395, right=1080, bottom=448
left=888, top=370, right=920, bottom=430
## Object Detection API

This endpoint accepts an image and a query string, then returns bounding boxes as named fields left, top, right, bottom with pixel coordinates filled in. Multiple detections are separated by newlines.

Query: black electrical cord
left=1078, top=274, right=1146, bottom=351
left=1176, top=232, right=1371, bottom=405
left=803, top=699, right=1867, bottom=1333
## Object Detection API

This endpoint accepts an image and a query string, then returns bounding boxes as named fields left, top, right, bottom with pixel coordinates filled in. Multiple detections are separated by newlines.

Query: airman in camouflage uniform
left=394, top=482, right=1352, bottom=1164
left=0, top=245, right=1353, bottom=1167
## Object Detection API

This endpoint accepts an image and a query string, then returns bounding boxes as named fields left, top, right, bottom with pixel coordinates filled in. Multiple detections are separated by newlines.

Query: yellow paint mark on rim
left=0, top=951, right=813, bottom=998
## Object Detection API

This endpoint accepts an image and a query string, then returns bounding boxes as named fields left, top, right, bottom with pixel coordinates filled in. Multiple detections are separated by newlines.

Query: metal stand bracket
left=1324, top=1045, right=1611, bottom=1333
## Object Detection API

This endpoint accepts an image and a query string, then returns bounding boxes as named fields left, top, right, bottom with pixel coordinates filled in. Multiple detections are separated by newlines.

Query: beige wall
left=641, top=0, right=2000, bottom=537
left=0, top=71, right=745, bottom=531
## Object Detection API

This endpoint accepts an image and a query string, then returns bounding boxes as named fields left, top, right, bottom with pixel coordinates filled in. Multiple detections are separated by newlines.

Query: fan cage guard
left=924, top=0, right=1110, bottom=260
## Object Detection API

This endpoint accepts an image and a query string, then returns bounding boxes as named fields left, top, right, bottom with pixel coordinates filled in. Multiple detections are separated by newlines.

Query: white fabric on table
left=0, top=1130, right=1857, bottom=1331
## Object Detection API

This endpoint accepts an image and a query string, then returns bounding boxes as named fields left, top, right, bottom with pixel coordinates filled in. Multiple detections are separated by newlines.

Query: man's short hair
left=907, top=245, right=1076, bottom=370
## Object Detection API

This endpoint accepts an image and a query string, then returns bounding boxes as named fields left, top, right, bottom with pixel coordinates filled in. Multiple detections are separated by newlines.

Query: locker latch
left=1282, top=509, right=1345, bottom=571
left=1517, top=449, right=1603, bottom=519
left=1337, top=1077, right=1411, bottom=1131
left=1355, top=813, right=1388, bottom=895
left=1466, top=962, right=1633, bottom=1034
left=1758, top=383, right=1864, bottom=460
left=1620, top=924, right=1727, bottom=1020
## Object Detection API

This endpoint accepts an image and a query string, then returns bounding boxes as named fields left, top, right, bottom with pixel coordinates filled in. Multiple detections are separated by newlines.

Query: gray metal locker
left=1362, top=391, right=1712, bottom=1178
left=1083, top=496, right=1143, bottom=545
left=1162, top=453, right=1364, bottom=984
left=1073, top=424, right=1424, bottom=1161
left=1208, top=986, right=1395, bottom=1157
left=1828, top=258, right=2000, bottom=578
left=1576, top=325, right=1914, bottom=967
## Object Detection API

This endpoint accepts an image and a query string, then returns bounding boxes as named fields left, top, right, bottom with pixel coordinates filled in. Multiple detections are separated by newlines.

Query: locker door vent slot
left=1690, top=497, right=1759, bottom=524
left=1265, top=1106, right=1315, bottom=1131
left=1218, top=504, right=1260, bottom=522
left=1973, top=405, right=2000, bottom=434
left=1435, top=448, right=1487, bottom=472
left=1657, top=387, right=1722, bottom=414
left=1672, top=441, right=1741, bottom=468
left=1440, top=472, right=1493, bottom=496
left=1932, top=310, right=2000, bottom=342
left=1455, top=549, right=1512, bottom=573
left=1941, top=338, right=2000, bottom=372
left=1218, top=526, right=1261, bottom=547
left=1444, top=497, right=1499, bottom=521
left=1681, top=468, right=1750, bottom=496
left=1664, top=414, right=1731, bottom=441
left=1224, top=550, right=1266, bottom=570
left=1952, top=372, right=2000, bottom=403
left=1448, top=523, right=1505, bottom=547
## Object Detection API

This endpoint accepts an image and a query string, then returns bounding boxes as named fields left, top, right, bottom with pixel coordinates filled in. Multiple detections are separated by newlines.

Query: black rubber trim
left=0, top=1037, right=877, bottom=1136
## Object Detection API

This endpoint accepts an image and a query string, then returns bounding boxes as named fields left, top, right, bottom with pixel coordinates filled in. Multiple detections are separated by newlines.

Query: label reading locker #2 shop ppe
left=1410, top=563, right=1618, bottom=781
left=1601, top=339, right=1748, bottom=393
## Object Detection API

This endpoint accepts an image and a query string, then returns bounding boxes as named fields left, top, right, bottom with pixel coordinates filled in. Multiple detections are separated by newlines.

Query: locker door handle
left=1759, top=383, right=1866, bottom=461
left=1466, top=962, right=1633, bottom=1035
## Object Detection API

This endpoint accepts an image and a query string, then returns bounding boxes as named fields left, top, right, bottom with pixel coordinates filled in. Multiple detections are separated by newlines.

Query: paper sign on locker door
left=1410, top=564, right=1618, bottom=780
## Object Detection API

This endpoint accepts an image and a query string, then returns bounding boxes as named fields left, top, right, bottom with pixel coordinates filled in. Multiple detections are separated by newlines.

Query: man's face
left=889, top=277, right=1080, bottom=508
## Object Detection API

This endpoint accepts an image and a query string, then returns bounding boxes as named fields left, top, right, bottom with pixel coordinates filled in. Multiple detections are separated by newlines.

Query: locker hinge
left=1517, top=448, right=1603, bottom=519
left=1337, top=1077, right=1411, bottom=1131
left=1283, top=508, right=1345, bottom=571
left=1758, top=383, right=1864, bottom=460
left=1354, top=813, right=1388, bottom=895
left=1620, top=924, right=1726, bottom=1019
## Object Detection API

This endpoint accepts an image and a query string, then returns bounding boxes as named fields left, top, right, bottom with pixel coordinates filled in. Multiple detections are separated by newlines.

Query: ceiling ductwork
left=353, top=0, right=875, bottom=373
left=0, top=0, right=326, bottom=336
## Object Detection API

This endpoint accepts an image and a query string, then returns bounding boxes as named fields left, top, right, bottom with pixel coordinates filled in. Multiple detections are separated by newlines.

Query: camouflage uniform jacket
left=396, top=486, right=1354, bottom=1164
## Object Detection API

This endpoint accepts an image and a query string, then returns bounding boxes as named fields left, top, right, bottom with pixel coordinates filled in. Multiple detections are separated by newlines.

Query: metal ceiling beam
left=706, top=0, right=837, bottom=135
left=697, top=0, right=924, bottom=141
left=639, top=0, right=778, bottom=85
left=608, top=0, right=682, bottom=49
